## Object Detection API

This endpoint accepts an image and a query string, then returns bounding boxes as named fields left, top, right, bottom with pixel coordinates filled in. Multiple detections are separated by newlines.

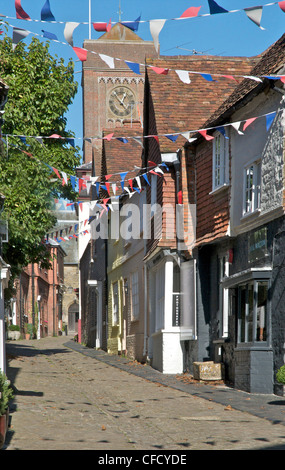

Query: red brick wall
left=195, top=140, right=230, bottom=245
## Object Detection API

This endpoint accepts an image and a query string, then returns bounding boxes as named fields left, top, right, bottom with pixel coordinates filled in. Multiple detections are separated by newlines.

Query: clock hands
left=113, top=91, right=128, bottom=110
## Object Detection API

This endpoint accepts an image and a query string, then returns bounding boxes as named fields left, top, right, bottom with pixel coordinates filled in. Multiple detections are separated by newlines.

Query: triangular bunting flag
left=175, top=70, right=191, bottom=84
left=72, top=47, right=87, bottom=62
left=103, top=133, right=114, bottom=141
left=143, top=174, right=150, bottom=185
left=243, top=117, right=257, bottom=131
left=180, top=6, right=201, bottom=18
left=199, top=130, right=214, bottom=141
left=266, top=112, right=276, bottom=131
left=216, top=126, right=229, bottom=139
left=15, top=0, right=31, bottom=20
left=165, top=134, right=179, bottom=142
left=93, top=19, right=111, bottom=32
left=279, top=1, right=285, bottom=13
left=42, top=30, right=58, bottom=41
left=149, top=19, right=166, bottom=53
left=99, top=54, right=115, bottom=69
left=200, top=73, right=216, bottom=82
left=64, top=22, right=79, bottom=46
left=121, top=15, right=141, bottom=31
left=208, top=0, right=228, bottom=14
left=150, top=66, right=169, bottom=75
left=231, top=122, right=244, bottom=135
left=244, top=7, right=265, bottom=29
left=41, top=0, right=55, bottom=21
left=12, top=27, right=29, bottom=49
left=125, top=61, right=141, bottom=75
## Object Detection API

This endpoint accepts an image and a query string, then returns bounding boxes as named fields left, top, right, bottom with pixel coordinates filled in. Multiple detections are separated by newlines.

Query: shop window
left=237, top=280, right=268, bottom=343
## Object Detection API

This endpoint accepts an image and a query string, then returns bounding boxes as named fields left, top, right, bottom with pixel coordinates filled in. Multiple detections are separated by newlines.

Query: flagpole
left=89, top=0, right=91, bottom=39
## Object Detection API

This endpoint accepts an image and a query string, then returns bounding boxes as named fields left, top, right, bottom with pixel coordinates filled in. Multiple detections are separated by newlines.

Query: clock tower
left=82, top=22, right=157, bottom=170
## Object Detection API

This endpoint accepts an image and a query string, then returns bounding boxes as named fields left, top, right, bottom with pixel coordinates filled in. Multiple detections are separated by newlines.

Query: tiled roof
left=145, top=54, right=257, bottom=153
left=101, top=124, right=143, bottom=184
left=201, top=33, right=285, bottom=129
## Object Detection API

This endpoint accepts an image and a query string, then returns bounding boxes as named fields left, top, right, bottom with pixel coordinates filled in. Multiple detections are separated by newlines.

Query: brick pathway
left=3, top=336, right=285, bottom=451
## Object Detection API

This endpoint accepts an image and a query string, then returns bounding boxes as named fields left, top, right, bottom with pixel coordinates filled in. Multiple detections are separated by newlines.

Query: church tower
left=81, top=23, right=157, bottom=171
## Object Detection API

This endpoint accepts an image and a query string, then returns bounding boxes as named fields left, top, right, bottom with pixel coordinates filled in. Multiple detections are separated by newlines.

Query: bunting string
left=2, top=110, right=278, bottom=155
left=5, top=1, right=285, bottom=28
left=5, top=16, right=285, bottom=84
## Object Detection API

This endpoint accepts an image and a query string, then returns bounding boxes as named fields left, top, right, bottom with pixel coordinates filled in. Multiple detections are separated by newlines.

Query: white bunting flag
left=175, top=70, right=191, bottom=84
left=231, top=122, right=244, bottom=135
left=64, top=22, right=80, bottom=46
left=149, top=19, right=166, bottom=53
left=99, top=53, right=115, bottom=69
left=244, top=7, right=265, bottom=30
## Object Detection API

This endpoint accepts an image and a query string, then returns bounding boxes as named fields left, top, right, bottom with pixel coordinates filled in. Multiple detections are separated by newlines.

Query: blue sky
left=0, top=0, right=284, bottom=152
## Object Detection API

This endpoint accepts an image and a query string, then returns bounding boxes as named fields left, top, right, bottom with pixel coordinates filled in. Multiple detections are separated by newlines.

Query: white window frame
left=212, top=130, right=229, bottom=191
left=112, top=281, right=119, bottom=326
left=155, top=263, right=165, bottom=331
left=243, top=160, right=261, bottom=216
left=131, top=271, right=139, bottom=321
left=218, top=254, right=229, bottom=338
left=151, top=173, right=157, bottom=217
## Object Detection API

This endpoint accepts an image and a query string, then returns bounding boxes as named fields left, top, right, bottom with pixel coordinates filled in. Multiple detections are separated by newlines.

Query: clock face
left=109, top=86, right=135, bottom=117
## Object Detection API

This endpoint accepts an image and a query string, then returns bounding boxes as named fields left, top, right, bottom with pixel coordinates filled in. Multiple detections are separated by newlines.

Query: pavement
left=2, top=335, right=285, bottom=451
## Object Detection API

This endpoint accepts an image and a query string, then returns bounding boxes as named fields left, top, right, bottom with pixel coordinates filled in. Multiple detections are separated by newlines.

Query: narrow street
left=3, top=335, right=285, bottom=452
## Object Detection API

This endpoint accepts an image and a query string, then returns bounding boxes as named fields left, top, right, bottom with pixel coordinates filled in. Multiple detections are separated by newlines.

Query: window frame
left=112, top=281, right=119, bottom=326
left=222, top=268, right=272, bottom=347
left=130, top=271, right=139, bottom=321
left=218, top=254, right=229, bottom=338
left=242, top=159, right=261, bottom=216
left=212, top=130, right=229, bottom=191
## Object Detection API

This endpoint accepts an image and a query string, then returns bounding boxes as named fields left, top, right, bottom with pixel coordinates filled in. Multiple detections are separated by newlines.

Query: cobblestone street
left=3, top=336, right=285, bottom=452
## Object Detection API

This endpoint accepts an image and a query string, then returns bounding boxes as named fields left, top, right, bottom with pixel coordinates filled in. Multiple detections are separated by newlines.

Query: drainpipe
left=143, top=262, right=148, bottom=358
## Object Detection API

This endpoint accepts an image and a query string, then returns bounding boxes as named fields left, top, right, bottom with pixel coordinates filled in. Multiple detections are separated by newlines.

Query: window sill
left=240, top=208, right=261, bottom=222
left=234, top=343, right=272, bottom=351
left=209, top=183, right=229, bottom=196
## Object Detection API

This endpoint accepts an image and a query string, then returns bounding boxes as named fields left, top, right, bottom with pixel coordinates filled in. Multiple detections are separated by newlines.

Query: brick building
left=186, top=34, right=285, bottom=394
left=142, top=55, right=256, bottom=373
left=13, top=243, right=65, bottom=338
left=78, top=23, right=156, bottom=349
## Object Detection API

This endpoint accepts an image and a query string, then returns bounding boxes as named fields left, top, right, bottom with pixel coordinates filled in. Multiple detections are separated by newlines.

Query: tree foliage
left=0, top=34, right=81, bottom=287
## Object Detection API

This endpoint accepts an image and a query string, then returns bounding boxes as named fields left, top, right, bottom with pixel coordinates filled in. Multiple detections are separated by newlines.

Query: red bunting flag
left=278, top=1, right=285, bottom=12
left=180, top=6, right=201, bottom=18
left=93, top=19, right=112, bottom=32
left=72, top=47, right=88, bottom=62
left=52, top=167, right=61, bottom=179
left=199, top=130, right=214, bottom=141
left=150, top=66, right=169, bottom=75
left=128, top=179, right=133, bottom=191
left=103, top=133, right=114, bottom=141
left=105, top=182, right=111, bottom=195
left=15, top=0, right=31, bottom=20
left=243, top=117, right=257, bottom=131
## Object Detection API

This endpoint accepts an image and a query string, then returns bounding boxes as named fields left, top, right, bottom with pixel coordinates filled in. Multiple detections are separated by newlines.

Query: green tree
left=0, top=34, right=81, bottom=289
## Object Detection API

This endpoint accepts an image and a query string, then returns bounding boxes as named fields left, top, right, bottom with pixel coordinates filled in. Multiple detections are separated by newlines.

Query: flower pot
left=25, top=333, right=30, bottom=340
